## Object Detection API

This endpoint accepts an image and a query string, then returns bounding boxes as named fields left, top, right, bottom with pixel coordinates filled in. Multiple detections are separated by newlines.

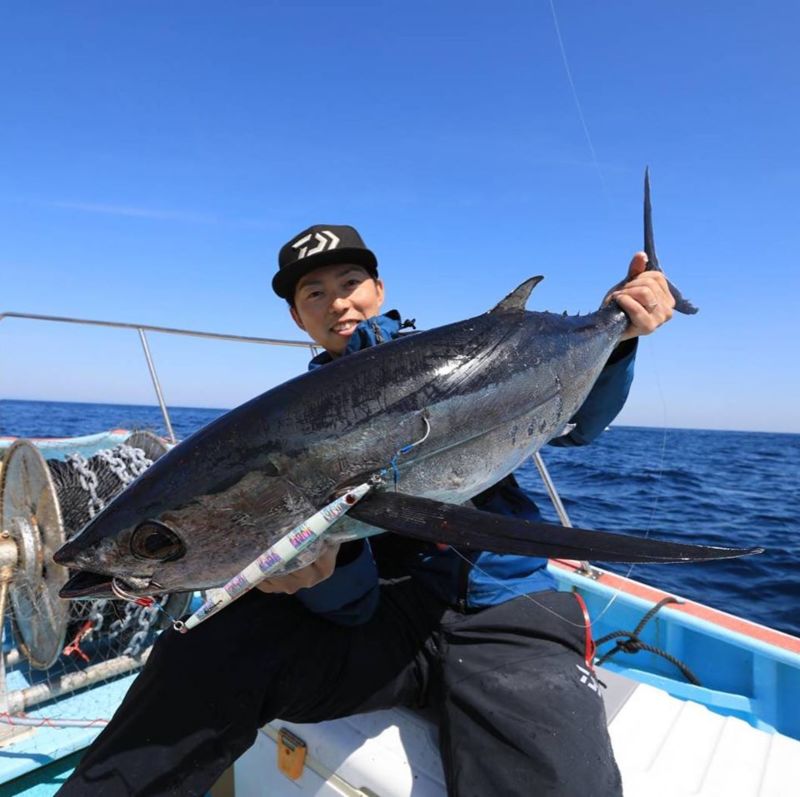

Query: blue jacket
left=295, top=311, right=636, bottom=623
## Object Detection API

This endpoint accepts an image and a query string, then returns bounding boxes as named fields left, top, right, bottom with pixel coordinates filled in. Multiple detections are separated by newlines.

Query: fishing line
left=610, top=338, right=671, bottom=591
left=545, top=1, right=627, bottom=613
left=384, top=414, right=431, bottom=488
left=546, top=0, right=609, bottom=201
left=644, top=336, right=671, bottom=536
left=444, top=545, right=588, bottom=629
left=542, top=3, right=677, bottom=626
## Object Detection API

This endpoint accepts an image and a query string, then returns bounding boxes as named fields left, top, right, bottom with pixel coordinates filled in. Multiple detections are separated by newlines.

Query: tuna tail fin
left=349, top=492, right=761, bottom=563
left=644, top=168, right=699, bottom=315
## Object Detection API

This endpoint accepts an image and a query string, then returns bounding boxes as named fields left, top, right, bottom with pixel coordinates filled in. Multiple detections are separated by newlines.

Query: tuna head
left=53, top=406, right=318, bottom=598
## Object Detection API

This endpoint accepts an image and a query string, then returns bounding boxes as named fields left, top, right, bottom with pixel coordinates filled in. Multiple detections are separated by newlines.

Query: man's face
left=290, top=264, right=385, bottom=356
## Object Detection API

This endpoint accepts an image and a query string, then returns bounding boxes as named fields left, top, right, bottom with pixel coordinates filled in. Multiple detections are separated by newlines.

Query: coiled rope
left=593, top=596, right=700, bottom=685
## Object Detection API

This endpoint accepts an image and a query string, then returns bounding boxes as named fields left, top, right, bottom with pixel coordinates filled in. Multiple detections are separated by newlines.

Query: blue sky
left=2, top=2, right=798, bottom=433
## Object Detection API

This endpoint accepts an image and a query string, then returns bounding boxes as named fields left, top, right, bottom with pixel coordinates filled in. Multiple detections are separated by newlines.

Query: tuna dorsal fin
left=488, top=276, right=544, bottom=314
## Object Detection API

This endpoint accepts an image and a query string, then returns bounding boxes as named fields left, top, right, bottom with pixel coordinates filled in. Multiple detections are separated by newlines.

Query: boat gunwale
left=549, top=558, right=800, bottom=657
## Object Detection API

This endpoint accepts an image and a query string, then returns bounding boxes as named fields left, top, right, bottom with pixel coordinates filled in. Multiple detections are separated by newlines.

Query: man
left=59, top=224, right=674, bottom=796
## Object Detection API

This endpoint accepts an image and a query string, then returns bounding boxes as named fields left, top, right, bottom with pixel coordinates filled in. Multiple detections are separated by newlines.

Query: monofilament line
left=446, top=545, right=588, bottom=629
left=546, top=0, right=609, bottom=201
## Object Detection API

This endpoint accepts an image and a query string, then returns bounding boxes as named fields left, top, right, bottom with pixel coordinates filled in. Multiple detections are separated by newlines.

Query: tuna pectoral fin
left=349, top=492, right=762, bottom=563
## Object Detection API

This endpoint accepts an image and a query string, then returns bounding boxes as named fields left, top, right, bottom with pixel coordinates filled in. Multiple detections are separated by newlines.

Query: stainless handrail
left=1, top=311, right=317, bottom=444
left=0, top=311, right=315, bottom=348
left=137, top=329, right=177, bottom=443
left=532, top=452, right=595, bottom=576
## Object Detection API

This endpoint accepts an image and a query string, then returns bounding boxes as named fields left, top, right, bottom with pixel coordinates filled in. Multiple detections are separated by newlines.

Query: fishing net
left=0, top=432, right=191, bottom=758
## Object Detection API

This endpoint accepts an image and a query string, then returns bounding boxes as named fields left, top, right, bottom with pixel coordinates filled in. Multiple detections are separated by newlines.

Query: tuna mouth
left=59, top=572, right=157, bottom=600
left=59, top=570, right=115, bottom=599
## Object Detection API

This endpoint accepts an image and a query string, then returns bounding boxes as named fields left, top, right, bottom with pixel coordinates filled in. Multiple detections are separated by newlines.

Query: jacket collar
left=307, top=310, right=405, bottom=370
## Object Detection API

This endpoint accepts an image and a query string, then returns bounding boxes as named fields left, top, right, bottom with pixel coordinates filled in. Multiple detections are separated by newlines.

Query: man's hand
left=255, top=542, right=340, bottom=595
left=604, top=252, right=675, bottom=341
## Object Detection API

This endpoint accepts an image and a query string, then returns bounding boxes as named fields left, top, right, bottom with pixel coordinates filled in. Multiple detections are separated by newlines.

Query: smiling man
left=290, top=260, right=385, bottom=355
left=291, top=262, right=383, bottom=353
left=256, top=223, right=672, bottom=794
left=274, top=224, right=385, bottom=355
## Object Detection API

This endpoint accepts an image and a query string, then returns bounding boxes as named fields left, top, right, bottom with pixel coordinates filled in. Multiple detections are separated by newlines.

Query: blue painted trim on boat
left=0, top=431, right=130, bottom=460
left=0, top=674, right=137, bottom=785
left=549, top=563, right=800, bottom=739
left=551, top=565, right=800, bottom=666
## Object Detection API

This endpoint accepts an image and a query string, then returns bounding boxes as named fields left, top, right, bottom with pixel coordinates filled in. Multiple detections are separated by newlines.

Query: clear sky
left=2, top=2, right=798, bottom=433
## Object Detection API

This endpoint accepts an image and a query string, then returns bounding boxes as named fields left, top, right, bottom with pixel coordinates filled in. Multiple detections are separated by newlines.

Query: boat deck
left=609, top=674, right=798, bottom=797
left=235, top=667, right=799, bottom=797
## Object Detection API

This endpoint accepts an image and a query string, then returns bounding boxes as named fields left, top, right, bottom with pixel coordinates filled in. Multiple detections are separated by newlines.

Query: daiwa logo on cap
left=292, top=229, right=340, bottom=259
left=273, top=223, right=378, bottom=299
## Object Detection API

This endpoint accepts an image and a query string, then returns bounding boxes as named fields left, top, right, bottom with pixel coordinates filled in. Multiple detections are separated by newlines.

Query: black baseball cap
left=272, top=224, right=379, bottom=300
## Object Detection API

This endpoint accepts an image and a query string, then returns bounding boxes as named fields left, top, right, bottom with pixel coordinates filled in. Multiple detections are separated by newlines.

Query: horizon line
left=1, top=396, right=798, bottom=437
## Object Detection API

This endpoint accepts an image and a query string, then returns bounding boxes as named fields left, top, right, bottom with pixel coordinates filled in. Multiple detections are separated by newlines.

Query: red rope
left=62, top=620, right=94, bottom=663
left=0, top=712, right=109, bottom=728
left=572, top=592, right=596, bottom=670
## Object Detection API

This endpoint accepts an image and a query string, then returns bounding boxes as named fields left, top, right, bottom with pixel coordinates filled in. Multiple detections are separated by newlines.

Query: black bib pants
left=58, top=580, right=622, bottom=797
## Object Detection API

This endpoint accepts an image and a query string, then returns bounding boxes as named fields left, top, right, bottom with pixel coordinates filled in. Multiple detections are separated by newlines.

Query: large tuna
left=54, top=173, right=757, bottom=598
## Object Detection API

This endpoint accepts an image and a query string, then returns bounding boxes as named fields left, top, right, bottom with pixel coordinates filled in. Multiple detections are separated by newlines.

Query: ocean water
left=2, top=398, right=798, bottom=637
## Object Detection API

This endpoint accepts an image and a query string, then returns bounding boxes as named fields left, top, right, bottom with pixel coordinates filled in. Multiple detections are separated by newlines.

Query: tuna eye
left=131, top=521, right=185, bottom=562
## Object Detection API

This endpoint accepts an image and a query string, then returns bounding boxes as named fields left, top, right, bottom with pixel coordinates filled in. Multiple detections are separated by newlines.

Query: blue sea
left=2, top=398, right=798, bottom=637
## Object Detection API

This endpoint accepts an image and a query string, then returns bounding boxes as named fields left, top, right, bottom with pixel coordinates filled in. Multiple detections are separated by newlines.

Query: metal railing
left=0, top=311, right=318, bottom=444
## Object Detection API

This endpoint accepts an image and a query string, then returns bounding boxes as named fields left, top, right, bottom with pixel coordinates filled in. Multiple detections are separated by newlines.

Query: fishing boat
left=1, top=311, right=798, bottom=797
